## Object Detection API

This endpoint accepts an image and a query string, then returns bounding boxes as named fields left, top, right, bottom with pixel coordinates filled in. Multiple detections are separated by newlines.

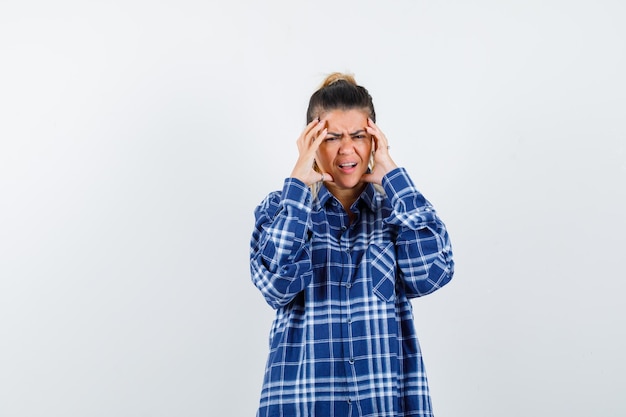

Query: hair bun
left=321, top=72, right=357, bottom=88
left=306, top=71, right=375, bottom=124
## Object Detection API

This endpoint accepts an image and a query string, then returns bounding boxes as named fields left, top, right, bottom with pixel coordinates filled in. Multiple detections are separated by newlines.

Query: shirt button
left=349, top=358, right=355, bottom=364
left=345, top=283, right=352, bottom=289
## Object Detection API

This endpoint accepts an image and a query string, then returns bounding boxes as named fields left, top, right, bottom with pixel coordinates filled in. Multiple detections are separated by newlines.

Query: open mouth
left=339, top=163, right=357, bottom=169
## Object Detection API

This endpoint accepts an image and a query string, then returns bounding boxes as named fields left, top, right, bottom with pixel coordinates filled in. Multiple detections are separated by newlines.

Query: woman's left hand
left=361, top=118, right=398, bottom=185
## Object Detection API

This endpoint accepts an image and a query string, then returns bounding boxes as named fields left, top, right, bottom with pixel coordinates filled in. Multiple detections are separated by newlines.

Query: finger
left=360, top=172, right=380, bottom=185
left=367, top=118, right=385, bottom=141
left=298, top=118, right=322, bottom=144
left=305, top=117, right=321, bottom=133
left=311, top=127, right=327, bottom=150
left=309, top=119, right=327, bottom=143
left=367, top=119, right=388, bottom=151
left=366, top=119, right=380, bottom=149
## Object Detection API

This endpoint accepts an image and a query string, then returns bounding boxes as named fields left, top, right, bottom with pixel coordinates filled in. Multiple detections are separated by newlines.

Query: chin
left=336, top=178, right=364, bottom=190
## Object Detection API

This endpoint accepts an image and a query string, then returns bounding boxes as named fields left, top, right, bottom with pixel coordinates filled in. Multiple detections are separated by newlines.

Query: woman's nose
left=338, top=138, right=355, bottom=154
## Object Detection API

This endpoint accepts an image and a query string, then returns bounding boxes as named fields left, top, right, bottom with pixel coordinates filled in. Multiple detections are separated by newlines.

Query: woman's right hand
left=290, top=118, right=334, bottom=186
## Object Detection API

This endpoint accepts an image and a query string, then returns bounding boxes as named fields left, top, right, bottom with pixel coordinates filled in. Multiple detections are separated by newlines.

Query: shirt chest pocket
left=368, top=242, right=397, bottom=302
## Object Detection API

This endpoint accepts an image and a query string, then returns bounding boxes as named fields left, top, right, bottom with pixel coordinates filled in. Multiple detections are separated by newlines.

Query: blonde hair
left=320, top=72, right=358, bottom=88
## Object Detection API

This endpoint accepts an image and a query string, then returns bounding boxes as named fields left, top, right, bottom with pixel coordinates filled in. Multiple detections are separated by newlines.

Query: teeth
left=340, top=163, right=357, bottom=168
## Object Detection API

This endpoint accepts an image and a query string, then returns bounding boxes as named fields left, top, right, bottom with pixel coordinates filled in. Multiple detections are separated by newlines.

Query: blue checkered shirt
left=250, top=168, right=454, bottom=417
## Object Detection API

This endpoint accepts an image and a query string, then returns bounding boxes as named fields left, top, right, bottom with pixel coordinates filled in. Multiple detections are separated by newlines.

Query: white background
left=1, top=1, right=625, bottom=416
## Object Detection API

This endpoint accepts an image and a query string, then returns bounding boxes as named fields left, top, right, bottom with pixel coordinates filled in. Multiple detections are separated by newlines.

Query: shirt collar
left=314, top=183, right=380, bottom=213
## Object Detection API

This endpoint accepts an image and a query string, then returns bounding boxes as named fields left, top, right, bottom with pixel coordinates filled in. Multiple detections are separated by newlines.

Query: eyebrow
left=326, top=130, right=367, bottom=137
left=350, top=130, right=367, bottom=136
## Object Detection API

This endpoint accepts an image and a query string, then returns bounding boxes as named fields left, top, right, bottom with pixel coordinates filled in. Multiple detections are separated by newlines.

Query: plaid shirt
left=250, top=168, right=454, bottom=417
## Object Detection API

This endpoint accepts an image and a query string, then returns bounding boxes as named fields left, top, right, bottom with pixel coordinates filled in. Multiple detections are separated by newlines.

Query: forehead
left=322, top=109, right=369, bottom=131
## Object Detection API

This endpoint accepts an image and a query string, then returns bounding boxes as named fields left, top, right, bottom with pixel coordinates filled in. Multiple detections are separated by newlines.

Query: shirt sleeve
left=382, top=168, right=455, bottom=298
left=250, top=178, right=313, bottom=309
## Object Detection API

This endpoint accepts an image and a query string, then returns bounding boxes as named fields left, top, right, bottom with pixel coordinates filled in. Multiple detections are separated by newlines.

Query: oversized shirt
left=250, top=168, right=454, bottom=417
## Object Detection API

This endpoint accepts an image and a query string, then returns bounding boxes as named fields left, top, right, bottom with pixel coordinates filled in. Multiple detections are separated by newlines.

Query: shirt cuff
left=382, top=167, right=428, bottom=208
left=281, top=177, right=313, bottom=209
left=382, top=167, right=413, bottom=194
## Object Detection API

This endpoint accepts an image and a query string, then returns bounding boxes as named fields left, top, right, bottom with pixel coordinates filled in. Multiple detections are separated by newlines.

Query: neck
left=328, top=182, right=366, bottom=217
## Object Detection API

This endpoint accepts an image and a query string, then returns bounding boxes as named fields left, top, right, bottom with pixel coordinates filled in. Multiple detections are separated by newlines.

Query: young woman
left=250, top=73, right=454, bottom=417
